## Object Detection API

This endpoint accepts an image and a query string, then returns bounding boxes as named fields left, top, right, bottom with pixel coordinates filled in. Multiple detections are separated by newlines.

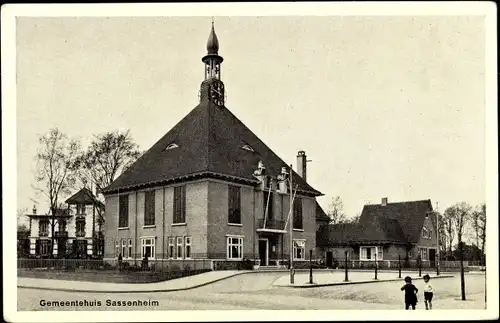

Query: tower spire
left=200, top=21, right=225, bottom=106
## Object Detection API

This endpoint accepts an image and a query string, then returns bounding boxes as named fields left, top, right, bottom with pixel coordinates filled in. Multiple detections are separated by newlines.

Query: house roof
left=101, top=99, right=322, bottom=196
left=359, top=199, right=433, bottom=243
left=65, top=187, right=103, bottom=207
left=317, top=216, right=408, bottom=247
left=26, top=208, right=71, bottom=218
left=316, top=202, right=330, bottom=222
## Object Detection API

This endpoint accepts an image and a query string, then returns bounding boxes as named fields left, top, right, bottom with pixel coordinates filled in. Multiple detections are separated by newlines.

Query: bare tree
left=477, top=203, right=486, bottom=265
left=327, top=196, right=348, bottom=224
left=74, top=130, right=141, bottom=256
left=445, top=202, right=473, bottom=300
left=33, top=128, right=80, bottom=257
left=442, top=210, right=455, bottom=258
left=436, top=212, right=448, bottom=256
left=349, top=212, right=361, bottom=223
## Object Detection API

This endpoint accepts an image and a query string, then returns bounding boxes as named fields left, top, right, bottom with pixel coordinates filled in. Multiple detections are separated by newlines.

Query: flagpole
left=289, top=164, right=294, bottom=284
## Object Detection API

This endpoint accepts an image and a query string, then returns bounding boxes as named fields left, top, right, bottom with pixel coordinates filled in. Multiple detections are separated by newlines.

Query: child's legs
left=405, top=303, right=410, bottom=310
left=411, top=303, right=416, bottom=310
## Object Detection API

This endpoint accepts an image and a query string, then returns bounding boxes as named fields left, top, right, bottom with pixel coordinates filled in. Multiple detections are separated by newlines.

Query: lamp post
left=398, top=254, right=401, bottom=278
left=309, top=249, right=313, bottom=284
left=344, top=250, right=349, bottom=282
left=374, top=248, right=378, bottom=280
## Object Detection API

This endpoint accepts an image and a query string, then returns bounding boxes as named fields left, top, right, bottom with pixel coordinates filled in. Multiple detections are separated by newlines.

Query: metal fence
left=17, top=258, right=213, bottom=273
left=332, top=259, right=483, bottom=270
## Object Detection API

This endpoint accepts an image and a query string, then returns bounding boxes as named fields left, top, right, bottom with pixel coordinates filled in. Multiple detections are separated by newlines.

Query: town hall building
left=101, top=24, right=324, bottom=268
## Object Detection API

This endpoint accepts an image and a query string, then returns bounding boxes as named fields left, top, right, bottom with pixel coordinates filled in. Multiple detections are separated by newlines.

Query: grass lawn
left=17, top=268, right=210, bottom=284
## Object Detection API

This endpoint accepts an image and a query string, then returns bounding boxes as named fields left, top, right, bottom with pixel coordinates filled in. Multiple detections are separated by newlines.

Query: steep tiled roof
left=65, top=187, right=103, bottom=207
left=102, top=100, right=322, bottom=196
left=359, top=199, right=433, bottom=243
left=316, top=216, right=408, bottom=247
left=316, top=202, right=330, bottom=222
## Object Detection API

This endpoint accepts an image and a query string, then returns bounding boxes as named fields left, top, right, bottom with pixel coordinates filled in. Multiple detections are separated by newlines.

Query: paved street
left=18, top=272, right=486, bottom=311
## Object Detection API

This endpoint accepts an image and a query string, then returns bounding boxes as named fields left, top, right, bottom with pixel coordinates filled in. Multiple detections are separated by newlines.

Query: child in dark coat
left=401, top=276, right=418, bottom=310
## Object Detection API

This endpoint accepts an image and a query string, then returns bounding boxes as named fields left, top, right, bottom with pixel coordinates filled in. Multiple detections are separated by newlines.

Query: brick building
left=101, top=24, right=323, bottom=268
left=317, top=198, right=438, bottom=268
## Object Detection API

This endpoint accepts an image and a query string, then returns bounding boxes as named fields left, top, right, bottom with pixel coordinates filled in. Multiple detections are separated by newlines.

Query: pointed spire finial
left=206, top=19, right=219, bottom=54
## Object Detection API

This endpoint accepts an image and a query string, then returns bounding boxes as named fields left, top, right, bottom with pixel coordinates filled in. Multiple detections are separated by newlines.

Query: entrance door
left=429, top=248, right=436, bottom=267
left=326, top=251, right=333, bottom=268
left=258, top=239, right=268, bottom=266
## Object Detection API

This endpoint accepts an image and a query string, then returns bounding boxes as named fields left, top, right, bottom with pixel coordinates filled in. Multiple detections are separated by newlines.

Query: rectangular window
left=293, top=197, right=303, bottom=230
left=293, top=239, right=306, bottom=260
left=141, top=238, right=155, bottom=259
left=173, top=186, right=186, bottom=224
left=128, top=239, right=133, bottom=259
left=76, top=219, right=85, bottom=237
left=144, top=190, right=155, bottom=226
left=39, top=240, right=51, bottom=256
left=76, top=204, right=85, bottom=215
left=121, top=239, right=127, bottom=258
left=263, top=191, right=274, bottom=220
left=58, top=219, right=66, bottom=232
left=419, top=248, right=428, bottom=260
left=119, top=195, right=129, bottom=228
left=360, top=246, right=380, bottom=260
left=227, top=236, right=243, bottom=260
left=176, top=236, right=184, bottom=259
left=39, top=220, right=49, bottom=236
left=168, top=237, right=175, bottom=258
left=228, top=185, right=241, bottom=224
left=185, top=237, right=192, bottom=259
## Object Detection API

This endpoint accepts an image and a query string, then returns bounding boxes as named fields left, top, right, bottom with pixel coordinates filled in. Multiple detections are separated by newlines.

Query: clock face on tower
left=210, top=82, right=224, bottom=106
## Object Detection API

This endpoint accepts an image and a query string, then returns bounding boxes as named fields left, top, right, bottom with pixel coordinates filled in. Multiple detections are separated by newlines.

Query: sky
left=15, top=15, right=487, bottom=220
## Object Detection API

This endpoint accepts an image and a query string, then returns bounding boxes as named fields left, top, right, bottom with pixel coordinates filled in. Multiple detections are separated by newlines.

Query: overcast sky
left=16, top=15, right=486, bottom=219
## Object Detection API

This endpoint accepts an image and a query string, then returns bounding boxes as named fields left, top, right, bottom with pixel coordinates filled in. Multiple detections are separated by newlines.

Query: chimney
left=381, top=197, right=388, bottom=206
left=296, top=150, right=307, bottom=181
left=32, top=205, right=37, bottom=215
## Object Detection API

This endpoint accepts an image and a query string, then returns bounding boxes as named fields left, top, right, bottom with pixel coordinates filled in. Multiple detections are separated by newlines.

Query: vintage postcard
left=2, top=2, right=498, bottom=322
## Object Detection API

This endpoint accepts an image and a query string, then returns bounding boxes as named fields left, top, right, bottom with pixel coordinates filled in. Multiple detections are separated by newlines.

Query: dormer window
left=165, top=143, right=179, bottom=151
left=241, top=144, right=255, bottom=152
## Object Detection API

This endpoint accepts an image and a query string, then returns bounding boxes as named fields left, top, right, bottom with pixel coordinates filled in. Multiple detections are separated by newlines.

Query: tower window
left=241, top=144, right=255, bottom=152
left=165, top=143, right=179, bottom=150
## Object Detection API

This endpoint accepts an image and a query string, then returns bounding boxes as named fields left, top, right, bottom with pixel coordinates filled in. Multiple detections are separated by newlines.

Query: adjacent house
left=315, top=201, right=330, bottom=231
left=317, top=198, right=438, bottom=268
left=101, top=24, right=323, bottom=269
left=26, top=187, right=104, bottom=258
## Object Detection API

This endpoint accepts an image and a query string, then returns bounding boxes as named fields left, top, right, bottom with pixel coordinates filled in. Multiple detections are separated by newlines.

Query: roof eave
left=101, top=171, right=261, bottom=195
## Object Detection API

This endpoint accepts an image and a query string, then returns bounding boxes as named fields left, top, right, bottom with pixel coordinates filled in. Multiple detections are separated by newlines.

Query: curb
left=17, top=271, right=253, bottom=294
left=16, top=269, right=314, bottom=293
left=274, top=275, right=455, bottom=288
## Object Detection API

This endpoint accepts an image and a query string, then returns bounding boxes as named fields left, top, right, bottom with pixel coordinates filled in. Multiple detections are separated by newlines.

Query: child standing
left=401, top=276, right=418, bottom=310
left=423, top=274, right=434, bottom=310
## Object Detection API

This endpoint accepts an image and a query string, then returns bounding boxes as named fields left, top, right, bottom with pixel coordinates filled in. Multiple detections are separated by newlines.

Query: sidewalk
left=18, top=269, right=456, bottom=293
left=273, top=271, right=454, bottom=287
left=18, top=270, right=246, bottom=293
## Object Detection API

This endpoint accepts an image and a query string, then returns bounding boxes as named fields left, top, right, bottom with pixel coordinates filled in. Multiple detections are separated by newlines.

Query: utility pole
left=289, top=164, right=294, bottom=284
